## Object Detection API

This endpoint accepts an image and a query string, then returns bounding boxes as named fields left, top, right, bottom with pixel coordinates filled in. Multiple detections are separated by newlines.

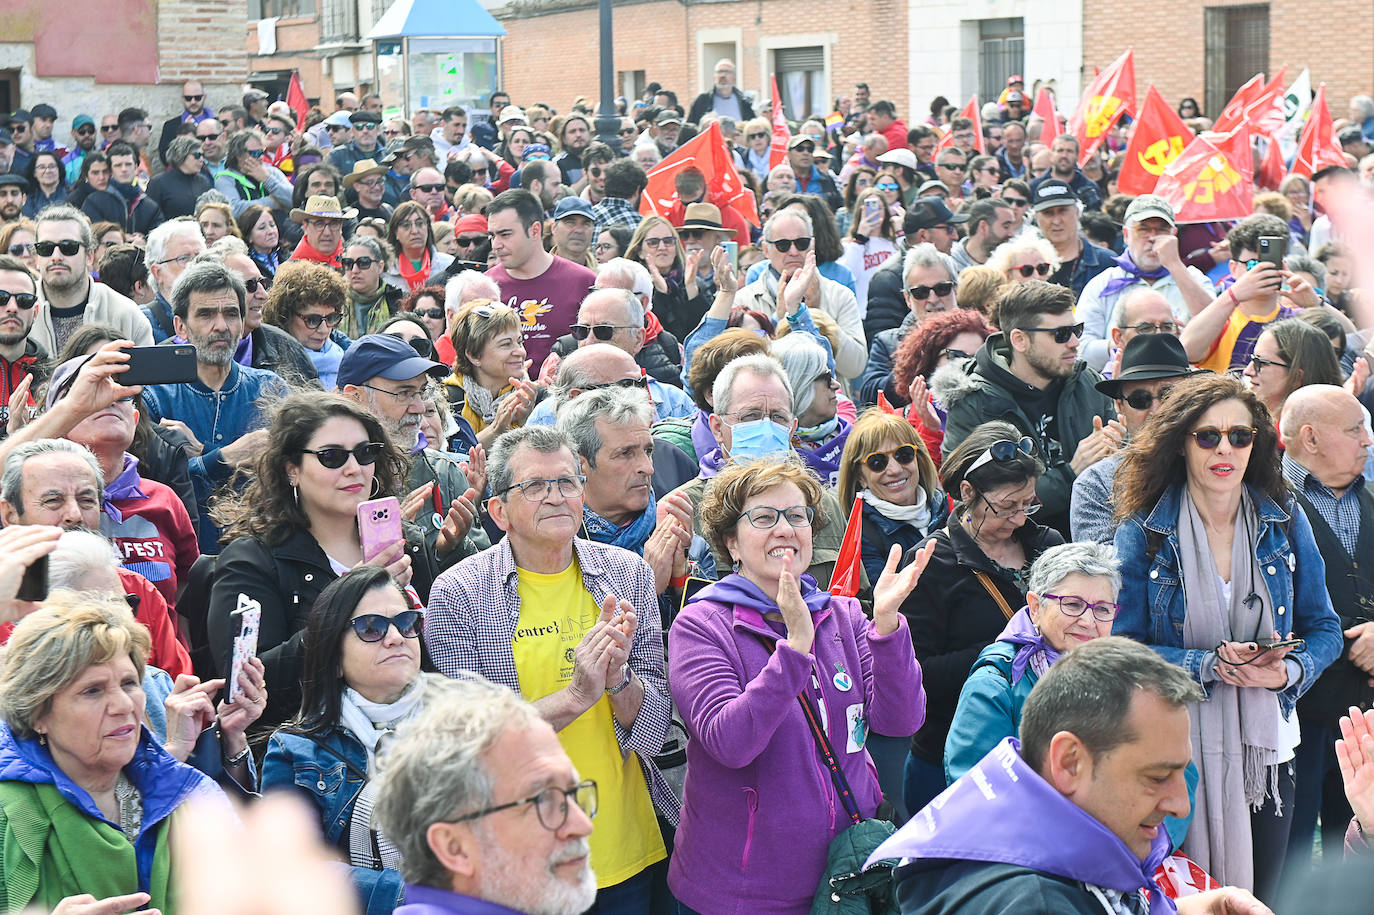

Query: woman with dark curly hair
left=208, top=394, right=438, bottom=730
left=399, top=284, right=450, bottom=364
left=1112, top=371, right=1341, bottom=901
left=891, top=309, right=992, bottom=462
left=264, top=259, right=350, bottom=389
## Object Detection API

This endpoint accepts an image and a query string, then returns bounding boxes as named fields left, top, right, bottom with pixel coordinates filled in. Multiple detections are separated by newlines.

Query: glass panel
left=375, top=41, right=405, bottom=118
left=406, top=40, right=499, bottom=114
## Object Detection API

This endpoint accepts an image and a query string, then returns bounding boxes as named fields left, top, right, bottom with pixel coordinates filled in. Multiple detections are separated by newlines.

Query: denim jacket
left=1113, top=482, right=1343, bottom=717
left=261, top=726, right=404, bottom=915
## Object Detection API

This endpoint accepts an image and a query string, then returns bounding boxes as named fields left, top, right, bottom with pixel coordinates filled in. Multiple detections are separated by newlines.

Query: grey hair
left=551, top=348, right=606, bottom=403
left=165, top=135, right=203, bottom=169
left=169, top=258, right=245, bottom=320
left=206, top=236, right=249, bottom=259
left=986, top=235, right=1060, bottom=277
left=1284, top=253, right=1326, bottom=290
left=1351, top=95, right=1374, bottom=122
left=48, top=529, right=122, bottom=592
left=902, top=242, right=959, bottom=287
left=713, top=353, right=793, bottom=417
left=344, top=234, right=387, bottom=267
left=595, top=257, right=652, bottom=301
left=35, top=205, right=93, bottom=250
left=580, top=287, right=643, bottom=329
left=0, top=439, right=104, bottom=510
left=764, top=206, right=813, bottom=241
left=557, top=387, right=655, bottom=468
left=1027, top=540, right=1121, bottom=596
left=444, top=270, right=502, bottom=318
left=1020, top=636, right=1204, bottom=773
left=771, top=334, right=829, bottom=419
left=146, top=217, right=207, bottom=290
left=373, top=676, right=549, bottom=890
left=1109, top=287, right=1169, bottom=332
left=486, top=425, right=578, bottom=501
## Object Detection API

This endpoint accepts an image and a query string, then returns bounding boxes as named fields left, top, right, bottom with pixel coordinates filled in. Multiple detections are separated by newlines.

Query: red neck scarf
left=398, top=247, right=432, bottom=291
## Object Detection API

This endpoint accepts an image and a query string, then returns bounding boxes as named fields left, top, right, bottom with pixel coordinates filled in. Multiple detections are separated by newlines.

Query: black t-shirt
left=1017, top=376, right=1066, bottom=468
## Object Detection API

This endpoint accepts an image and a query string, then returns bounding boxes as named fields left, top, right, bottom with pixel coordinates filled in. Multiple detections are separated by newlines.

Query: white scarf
left=338, top=677, right=426, bottom=772
left=860, top=486, right=932, bottom=533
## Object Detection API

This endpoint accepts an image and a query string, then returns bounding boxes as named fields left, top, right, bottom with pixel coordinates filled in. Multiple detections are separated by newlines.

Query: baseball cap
left=903, top=199, right=969, bottom=233
left=337, top=334, right=448, bottom=388
left=323, top=110, right=354, bottom=128
left=1123, top=194, right=1176, bottom=227
left=876, top=149, right=918, bottom=171
left=7, top=109, right=32, bottom=126
left=1030, top=178, right=1079, bottom=213
left=349, top=110, right=383, bottom=126
left=787, top=134, right=817, bottom=150
left=31, top=104, right=57, bottom=120
left=0, top=129, right=14, bottom=146
left=72, top=114, right=95, bottom=130
left=553, top=197, right=594, bottom=221
left=655, top=110, right=683, bottom=126
left=916, top=179, right=950, bottom=197
left=1006, top=90, right=1025, bottom=103
left=244, top=88, right=270, bottom=101
left=498, top=106, right=528, bottom=126
left=1007, top=75, right=1024, bottom=86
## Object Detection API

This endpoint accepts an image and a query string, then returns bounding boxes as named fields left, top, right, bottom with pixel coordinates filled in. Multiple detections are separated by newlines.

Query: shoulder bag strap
left=974, top=570, right=1016, bottom=621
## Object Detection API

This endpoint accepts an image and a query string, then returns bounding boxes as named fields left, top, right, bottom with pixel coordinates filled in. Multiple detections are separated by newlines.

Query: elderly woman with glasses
left=897, top=419, right=1063, bottom=813
left=213, top=128, right=293, bottom=219
left=1112, top=371, right=1341, bottom=902
left=772, top=333, right=850, bottom=487
left=264, top=259, right=351, bottom=389
left=740, top=117, right=774, bottom=181
left=443, top=299, right=540, bottom=451
left=987, top=235, right=1060, bottom=286
left=668, top=456, right=930, bottom=915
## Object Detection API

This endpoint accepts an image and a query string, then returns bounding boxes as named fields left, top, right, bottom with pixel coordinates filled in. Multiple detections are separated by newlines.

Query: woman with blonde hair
left=443, top=299, right=540, bottom=450
left=954, top=264, right=1009, bottom=317
left=741, top=116, right=773, bottom=181
left=986, top=235, right=1060, bottom=286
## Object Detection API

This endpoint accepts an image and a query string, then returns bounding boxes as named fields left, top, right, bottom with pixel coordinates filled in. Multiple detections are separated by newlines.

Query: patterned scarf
left=582, top=493, right=658, bottom=554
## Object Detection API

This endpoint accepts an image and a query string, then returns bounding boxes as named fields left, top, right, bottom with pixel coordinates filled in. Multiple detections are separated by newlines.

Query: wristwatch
left=606, top=665, right=633, bottom=695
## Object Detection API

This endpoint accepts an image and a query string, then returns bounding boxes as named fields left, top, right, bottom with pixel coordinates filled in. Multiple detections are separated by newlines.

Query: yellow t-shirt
left=512, top=559, right=666, bottom=887
left=1194, top=301, right=1288, bottom=374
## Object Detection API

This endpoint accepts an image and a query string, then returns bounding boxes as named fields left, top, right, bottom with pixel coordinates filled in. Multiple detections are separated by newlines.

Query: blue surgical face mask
left=728, top=418, right=793, bottom=461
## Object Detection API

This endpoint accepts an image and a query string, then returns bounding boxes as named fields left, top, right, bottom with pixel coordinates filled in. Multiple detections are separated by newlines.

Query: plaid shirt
left=592, top=196, right=644, bottom=238
left=425, top=536, right=679, bottom=825
left=1284, top=453, right=1363, bottom=556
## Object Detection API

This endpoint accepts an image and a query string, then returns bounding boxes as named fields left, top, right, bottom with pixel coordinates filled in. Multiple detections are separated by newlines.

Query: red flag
left=1212, top=73, right=1265, bottom=134
left=1032, top=87, right=1061, bottom=147
left=828, top=496, right=864, bottom=597
left=286, top=71, right=309, bottom=132
left=934, top=95, right=983, bottom=154
left=1117, top=85, right=1193, bottom=196
left=769, top=74, right=790, bottom=169
left=1289, top=83, right=1347, bottom=179
left=1154, top=126, right=1255, bottom=224
left=1257, top=135, right=1285, bottom=191
left=1245, top=66, right=1289, bottom=137
left=641, top=122, right=760, bottom=227
left=1067, top=49, right=1136, bottom=165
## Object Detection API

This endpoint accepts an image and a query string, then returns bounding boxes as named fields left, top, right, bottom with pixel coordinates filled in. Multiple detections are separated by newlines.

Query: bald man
left=1280, top=384, right=1374, bottom=869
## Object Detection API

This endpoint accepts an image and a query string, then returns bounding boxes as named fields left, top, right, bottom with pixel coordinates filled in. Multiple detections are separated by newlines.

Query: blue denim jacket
left=1113, top=483, right=1343, bottom=717
left=262, top=726, right=404, bottom=915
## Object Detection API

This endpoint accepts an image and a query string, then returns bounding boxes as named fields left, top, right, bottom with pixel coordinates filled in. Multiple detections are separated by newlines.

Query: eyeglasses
left=0, top=290, right=37, bottom=310
left=642, top=237, right=676, bottom=248
left=1128, top=321, right=1178, bottom=335
left=767, top=236, right=812, bottom=253
left=747, top=132, right=769, bottom=140
left=496, top=475, right=587, bottom=502
left=863, top=444, right=918, bottom=473
left=75, top=126, right=96, bottom=136
left=584, top=375, right=650, bottom=391
left=1022, top=323, right=1084, bottom=344
left=6, top=243, right=34, bottom=256
left=980, top=491, right=1042, bottom=517
left=265, top=126, right=285, bottom=135
left=350, top=610, right=424, bottom=642
left=741, top=505, right=816, bottom=529
left=1188, top=426, right=1257, bottom=450
left=340, top=256, right=378, bottom=271
left=938, top=162, right=964, bottom=170
left=455, top=235, right=486, bottom=247
left=1248, top=354, right=1289, bottom=372
left=362, top=382, right=434, bottom=404
left=1122, top=386, right=1174, bottom=411
left=722, top=408, right=793, bottom=426
left=157, top=253, right=194, bottom=267
left=966, top=436, right=1037, bottom=476
left=1041, top=593, right=1120, bottom=622
left=571, top=323, right=639, bottom=341
left=907, top=281, right=954, bottom=300
left=297, top=311, right=344, bottom=329
left=190, top=151, right=205, bottom=159
left=414, top=307, right=445, bottom=320
left=412, top=183, right=444, bottom=193
left=243, top=276, right=271, bottom=294
left=298, top=442, right=387, bottom=468
left=1015, top=263, right=1052, bottom=278
left=809, top=369, right=835, bottom=389
left=943, top=347, right=973, bottom=361
left=101, top=125, right=120, bottom=133
left=1003, top=197, right=1029, bottom=207
left=245, top=149, right=266, bottom=158
left=448, top=780, right=598, bottom=832
left=184, top=94, right=204, bottom=102
left=34, top=240, right=83, bottom=257
left=593, top=242, right=616, bottom=252
left=619, top=127, right=639, bottom=136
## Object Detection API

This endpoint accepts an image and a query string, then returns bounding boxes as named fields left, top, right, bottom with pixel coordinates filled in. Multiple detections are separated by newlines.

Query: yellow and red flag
left=641, top=122, right=760, bottom=227
left=769, top=74, right=791, bottom=169
left=1117, top=86, right=1193, bottom=196
left=1068, top=48, right=1136, bottom=165
left=1154, top=126, right=1254, bottom=224
left=829, top=496, right=864, bottom=598
left=935, top=95, right=983, bottom=154
left=1289, top=83, right=1348, bottom=179
left=1032, top=87, right=1061, bottom=147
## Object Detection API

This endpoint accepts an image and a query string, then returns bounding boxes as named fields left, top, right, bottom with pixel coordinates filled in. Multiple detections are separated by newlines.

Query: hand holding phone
left=358, top=496, right=404, bottom=565
left=227, top=594, right=261, bottom=706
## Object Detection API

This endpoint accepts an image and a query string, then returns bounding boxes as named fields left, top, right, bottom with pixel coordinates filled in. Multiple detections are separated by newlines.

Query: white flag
left=1278, top=68, right=1311, bottom=160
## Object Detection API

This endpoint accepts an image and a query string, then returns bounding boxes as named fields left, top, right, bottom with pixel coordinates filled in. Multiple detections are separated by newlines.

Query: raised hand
left=873, top=541, right=936, bottom=635
left=777, top=553, right=815, bottom=654
left=1337, top=705, right=1374, bottom=835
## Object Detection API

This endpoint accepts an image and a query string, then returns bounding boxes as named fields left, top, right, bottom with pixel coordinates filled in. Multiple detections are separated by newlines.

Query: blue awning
left=366, top=0, right=506, bottom=39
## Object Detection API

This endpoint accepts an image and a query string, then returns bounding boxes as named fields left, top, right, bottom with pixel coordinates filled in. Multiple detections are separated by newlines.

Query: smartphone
left=120, top=345, right=199, bottom=386
left=1257, top=235, right=1287, bottom=269
left=721, top=241, right=739, bottom=272
left=16, top=553, right=47, bottom=602
left=863, top=197, right=881, bottom=221
left=227, top=594, right=261, bottom=705
left=358, top=496, right=404, bottom=565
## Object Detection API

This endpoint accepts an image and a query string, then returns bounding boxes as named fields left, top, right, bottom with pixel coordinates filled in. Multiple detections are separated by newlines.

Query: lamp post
left=593, top=0, right=622, bottom=153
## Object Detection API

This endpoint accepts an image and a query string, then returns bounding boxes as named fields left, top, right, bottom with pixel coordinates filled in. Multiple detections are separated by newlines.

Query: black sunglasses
left=1003, top=197, right=1029, bottom=206
left=908, top=281, right=954, bottom=300
left=414, top=307, right=445, bottom=320
left=340, top=256, right=377, bottom=270
left=584, top=375, right=649, bottom=391
left=299, top=311, right=344, bottom=329
left=350, top=610, right=424, bottom=642
left=299, top=442, right=387, bottom=469
left=767, top=236, right=811, bottom=253
left=747, top=132, right=769, bottom=140
left=100, top=125, right=120, bottom=133
left=398, top=335, right=432, bottom=357
left=184, top=94, right=204, bottom=102
left=1016, top=263, right=1052, bottom=278
left=412, top=183, right=445, bottom=193
left=75, top=126, right=95, bottom=136
left=35, top=240, right=83, bottom=257
left=0, top=291, right=37, bottom=310
left=455, top=235, right=486, bottom=247
left=243, top=276, right=272, bottom=294
left=863, top=444, right=918, bottom=473
left=1122, top=386, right=1174, bottom=411
left=1022, top=322, right=1085, bottom=344
left=571, top=323, right=638, bottom=341
left=1189, top=426, right=1257, bottom=450
left=943, top=347, right=972, bottom=361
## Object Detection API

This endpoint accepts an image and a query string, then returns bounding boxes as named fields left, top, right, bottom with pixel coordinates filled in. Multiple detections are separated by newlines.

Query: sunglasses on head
left=0, top=290, right=37, bottom=310
left=35, top=240, right=83, bottom=257
left=571, top=322, right=638, bottom=341
left=908, top=281, right=954, bottom=300
left=863, top=444, right=918, bottom=473
left=584, top=375, right=649, bottom=391
left=1016, top=262, right=1052, bottom=278
left=341, top=256, right=377, bottom=270
left=966, top=436, right=1037, bottom=475
left=350, top=610, right=424, bottom=642
left=1122, top=386, right=1173, bottom=411
left=768, top=236, right=812, bottom=253
left=243, top=276, right=272, bottom=294
left=1022, top=322, right=1085, bottom=344
left=299, top=441, right=386, bottom=469
left=1189, top=426, right=1257, bottom=450
left=298, top=311, right=344, bottom=329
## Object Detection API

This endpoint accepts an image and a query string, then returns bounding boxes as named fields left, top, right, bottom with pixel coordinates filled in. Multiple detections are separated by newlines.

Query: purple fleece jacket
left=667, top=574, right=925, bottom=914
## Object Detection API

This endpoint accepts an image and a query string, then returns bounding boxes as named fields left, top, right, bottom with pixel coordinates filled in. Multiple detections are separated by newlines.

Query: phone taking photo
left=358, top=496, right=403, bottom=565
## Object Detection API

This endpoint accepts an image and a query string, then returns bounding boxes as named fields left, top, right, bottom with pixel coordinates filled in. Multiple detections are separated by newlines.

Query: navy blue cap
left=7, top=110, right=31, bottom=125
left=31, top=104, right=57, bottom=120
left=337, top=333, right=448, bottom=388
left=553, top=197, right=594, bottom=221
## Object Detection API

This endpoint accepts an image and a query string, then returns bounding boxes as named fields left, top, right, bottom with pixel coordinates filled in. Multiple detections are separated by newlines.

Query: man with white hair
left=142, top=217, right=207, bottom=341
left=375, top=677, right=599, bottom=915
left=857, top=243, right=959, bottom=405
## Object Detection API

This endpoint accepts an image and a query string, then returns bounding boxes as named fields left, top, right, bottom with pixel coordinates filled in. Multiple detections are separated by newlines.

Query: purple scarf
left=997, top=607, right=1060, bottom=684
left=1100, top=251, right=1170, bottom=299
left=794, top=418, right=851, bottom=488
left=698, top=446, right=727, bottom=478
left=869, top=738, right=1175, bottom=915
left=234, top=333, right=255, bottom=367
left=690, top=410, right=716, bottom=460
left=103, top=453, right=149, bottom=524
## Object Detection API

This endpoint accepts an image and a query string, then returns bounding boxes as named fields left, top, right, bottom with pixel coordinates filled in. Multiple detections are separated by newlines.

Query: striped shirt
left=1283, top=453, right=1363, bottom=556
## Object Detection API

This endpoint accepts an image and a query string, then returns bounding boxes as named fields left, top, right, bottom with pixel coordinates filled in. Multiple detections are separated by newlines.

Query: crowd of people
left=0, top=66, right=1373, bottom=915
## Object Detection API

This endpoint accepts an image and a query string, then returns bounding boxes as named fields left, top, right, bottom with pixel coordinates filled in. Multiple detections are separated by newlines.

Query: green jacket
left=652, top=415, right=698, bottom=464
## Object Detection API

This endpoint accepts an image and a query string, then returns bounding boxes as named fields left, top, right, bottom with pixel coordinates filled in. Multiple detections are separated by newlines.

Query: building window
left=320, top=0, right=357, bottom=41
left=620, top=70, right=646, bottom=102
left=1205, top=4, right=1269, bottom=119
left=978, top=18, right=1024, bottom=105
left=774, top=46, right=824, bottom=119
left=251, top=0, right=315, bottom=19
